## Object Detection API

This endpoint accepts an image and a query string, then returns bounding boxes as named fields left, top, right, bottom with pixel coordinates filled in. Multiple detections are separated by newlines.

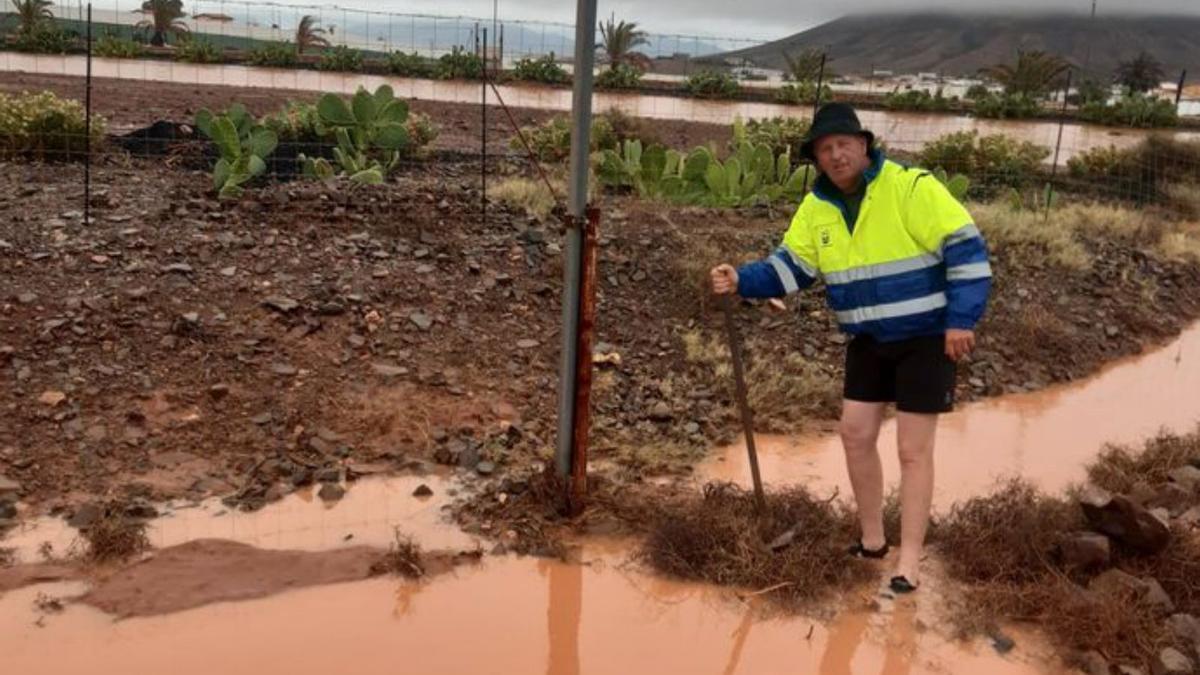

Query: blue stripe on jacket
left=736, top=248, right=817, bottom=298
left=943, top=229, right=992, bottom=330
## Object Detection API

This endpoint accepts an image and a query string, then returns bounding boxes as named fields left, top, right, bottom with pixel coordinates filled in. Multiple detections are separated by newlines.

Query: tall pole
left=1175, top=70, right=1187, bottom=108
left=1083, top=0, right=1097, bottom=79
left=84, top=3, right=92, bottom=228
left=554, top=0, right=598, bottom=514
left=482, top=28, right=488, bottom=227
left=1047, top=68, right=1073, bottom=221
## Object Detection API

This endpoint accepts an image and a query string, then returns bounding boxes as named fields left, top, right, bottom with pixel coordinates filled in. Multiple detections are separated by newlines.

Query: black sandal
left=847, top=540, right=890, bottom=559
left=889, top=576, right=919, bottom=593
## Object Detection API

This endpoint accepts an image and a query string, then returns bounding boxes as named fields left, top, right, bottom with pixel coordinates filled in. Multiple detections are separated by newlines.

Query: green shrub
left=174, top=38, right=223, bottom=64
left=510, top=53, right=568, bottom=84
left=774, top=81, right=833, bottom=105
left=261, top=101, right=326, bottom=142
left=918, top=130, right=1049, bottom=192
left=93, top=34, right=145, bottom=59
left=263, top=99, right=437, bottom=157
left=736, top=116, right=811, bottom=167
left=317, top=45, right=363, bottom=72
left=510, top=114, right=626, bottom=163
left=972, top=92, right=1042, bottom=119
left=884, top=87, right=954, bottom=112
left=299, top=85, right=434, bottom=183
left=246, top=42, right=298, bottom=68
left=684, top=70, right=740, bottom=99
left=195, top=104, right=278, bottom=199
left=595, top=64, right=643, bottom=90
left=0, top=90, right=106, bottom=159
left=965, top=84, right=991, bottom=101
left=12, top=23, right=75, bottom=54
left=1079, top=92, right=1178, bottom=128
left=436, top=46, right=483, bottom=80
left=387, top=51, right=435, bottom=78
left=1066, top=137, right=1200, bottom=204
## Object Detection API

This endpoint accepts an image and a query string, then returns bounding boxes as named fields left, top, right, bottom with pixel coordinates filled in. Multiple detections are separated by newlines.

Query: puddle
left=703, top=323, right=1200, bottom=507
left=0, top=543, right=1061, bottom=675
left=4, top=473, right=476, bottom=565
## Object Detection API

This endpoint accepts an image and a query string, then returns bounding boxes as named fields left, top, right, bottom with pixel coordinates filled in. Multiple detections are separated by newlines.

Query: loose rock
left=1167, top=465, right=1200, bottom=492
left=412, top=484, right=433, bottom=498
left=1057, top=532, right=1111, bottom=571
left=1080, top=487, right=1171, bottom=554
left=1151, top=648, right=1193, bottom=675
left=317, top=483, right=345, bottom=502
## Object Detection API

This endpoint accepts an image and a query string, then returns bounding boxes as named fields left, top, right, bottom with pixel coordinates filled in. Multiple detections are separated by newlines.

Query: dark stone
left=1080, top=487, right=1171, bottom=554
left=125, top=499, right=158, bottom=519
left=1058, top=532, right=1111, bottom=571
left=0, top=500, right=16, bottom=520
left=317, top=483, right=345, bottom=502
left=290, top=467, right=313, bottom=487
left=413, top=484, right=434, bottom=498
left=988, top=629, right=1015, bottom=654
left=68, top=502, right=102, bottom=529
left=208, top=384, right=230, bottom=400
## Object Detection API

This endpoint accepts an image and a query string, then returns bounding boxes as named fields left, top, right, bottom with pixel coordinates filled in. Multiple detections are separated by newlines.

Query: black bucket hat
left=800, top=102, right=875, bottom=162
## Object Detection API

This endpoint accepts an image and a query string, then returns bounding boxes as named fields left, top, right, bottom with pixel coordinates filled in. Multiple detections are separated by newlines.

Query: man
left=710, top=102, right=992, bottom=593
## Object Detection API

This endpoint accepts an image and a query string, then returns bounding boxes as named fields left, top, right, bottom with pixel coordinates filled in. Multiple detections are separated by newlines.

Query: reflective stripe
left=768, top=256, right=799, bottom=294
left=835, top=292, right=947, bottom=325
left=824, top=253, right=942, bottom=286
left=779, top=246, right=819, bottom=279
left=943, top=223, right=981, bottom=248
left=947, top=261, right=993, bottom=281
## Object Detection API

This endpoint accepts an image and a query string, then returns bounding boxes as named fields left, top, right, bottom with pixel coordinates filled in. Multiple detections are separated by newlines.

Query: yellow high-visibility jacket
left=736, top=150, right=992, bottom=341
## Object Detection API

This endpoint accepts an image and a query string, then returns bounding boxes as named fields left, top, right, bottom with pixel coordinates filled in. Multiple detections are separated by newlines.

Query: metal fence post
left=554, top=0, right=597, bottom=515
left=1046, top=68, right=1073, bottom=221
left=84, top=2, right=92, bottom=227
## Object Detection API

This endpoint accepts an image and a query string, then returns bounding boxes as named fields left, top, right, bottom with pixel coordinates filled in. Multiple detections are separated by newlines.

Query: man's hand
left=711, top=264, right=738, bottom=296
left=945, top=329, right=976, bottom=362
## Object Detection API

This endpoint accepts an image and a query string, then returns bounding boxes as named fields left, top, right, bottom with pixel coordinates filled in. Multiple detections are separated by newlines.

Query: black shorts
left=844, top=334, right=956, bottom=414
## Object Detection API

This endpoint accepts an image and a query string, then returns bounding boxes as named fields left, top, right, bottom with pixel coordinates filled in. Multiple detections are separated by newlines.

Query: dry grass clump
left=79, top=502, right=151, bottom=564
left=1123, top=526, right=1200, bottom=618
left=973, top=200, right=1200, bottom=267
left=639, top=482, right=876, bottom=609
left=490, top=176, right=560, bottom=220
left=681, top=330, right=841, bottom=431
left=934, top=478, right=1081, bottom=585
left=1087, top=427, right=1200, bottom=495
left=371, top=528, right=425, bottom=578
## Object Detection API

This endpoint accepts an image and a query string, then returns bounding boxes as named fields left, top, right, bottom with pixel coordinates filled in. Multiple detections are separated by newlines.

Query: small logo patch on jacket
left=819, top=228, right=833, bottom=247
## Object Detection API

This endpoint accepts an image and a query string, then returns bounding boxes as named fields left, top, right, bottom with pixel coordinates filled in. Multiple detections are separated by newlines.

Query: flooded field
left=3, top=52, right=1197, bottom=161
left=3, top=323, right=1197, bottom=674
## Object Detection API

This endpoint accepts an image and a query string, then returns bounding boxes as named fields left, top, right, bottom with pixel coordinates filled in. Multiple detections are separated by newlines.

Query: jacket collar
left=811, top=147, right=886, bottom=205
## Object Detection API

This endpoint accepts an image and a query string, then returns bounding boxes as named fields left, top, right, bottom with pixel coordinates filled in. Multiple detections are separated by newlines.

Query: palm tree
left=136, top=0, right=189, bottom=47
left=12, top=0, right=54, bottom=35
left=782, top=47, right=832, bottom=83
left=295, top=15, right=330, bottom=55
left=597, top=18, right=650, bottom=72
left=980, top=50, right=1070, bottom=99
left=1114, top=51, right=1165, bottom=94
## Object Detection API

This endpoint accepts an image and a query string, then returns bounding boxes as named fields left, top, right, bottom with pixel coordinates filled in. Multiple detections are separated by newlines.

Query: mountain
left=720, top=13, right=1200, bottom=79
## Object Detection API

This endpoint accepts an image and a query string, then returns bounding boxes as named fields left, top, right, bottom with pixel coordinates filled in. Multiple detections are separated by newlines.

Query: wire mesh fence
left=0, top=1, right=1199, bottom=218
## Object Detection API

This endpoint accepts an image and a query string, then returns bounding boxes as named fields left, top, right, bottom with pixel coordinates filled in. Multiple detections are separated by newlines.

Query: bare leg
left=839, top=400, right=887, bottom=550
left=894, top=412, right=938, bottom=585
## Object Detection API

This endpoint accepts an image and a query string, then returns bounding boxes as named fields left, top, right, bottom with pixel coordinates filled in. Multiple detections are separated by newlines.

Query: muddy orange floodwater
left=706, top=323, right=1200, bottom=508
left=2, top=325, right=1198, bottom=674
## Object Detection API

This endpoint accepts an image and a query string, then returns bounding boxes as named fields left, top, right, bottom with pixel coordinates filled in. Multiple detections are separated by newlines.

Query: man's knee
left=840, top=417, right=879, bottom=456
left=897, top=437, right=934, bottom=468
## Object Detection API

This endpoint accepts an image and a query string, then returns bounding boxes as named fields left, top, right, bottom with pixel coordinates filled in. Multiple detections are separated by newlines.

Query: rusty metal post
left=566, top=207, right=600, bottom=515
left=554, top=0, right=597, bottom=515
left=799, top=52, right=828, bottom=200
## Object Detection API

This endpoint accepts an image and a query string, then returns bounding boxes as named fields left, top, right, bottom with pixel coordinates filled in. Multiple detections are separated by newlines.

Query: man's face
left=814, top=134, right=869, bottom=189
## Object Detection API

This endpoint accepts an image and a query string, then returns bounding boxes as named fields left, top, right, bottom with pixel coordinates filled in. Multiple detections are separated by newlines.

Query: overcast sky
left=326, top=0, right=1200, bottom=38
